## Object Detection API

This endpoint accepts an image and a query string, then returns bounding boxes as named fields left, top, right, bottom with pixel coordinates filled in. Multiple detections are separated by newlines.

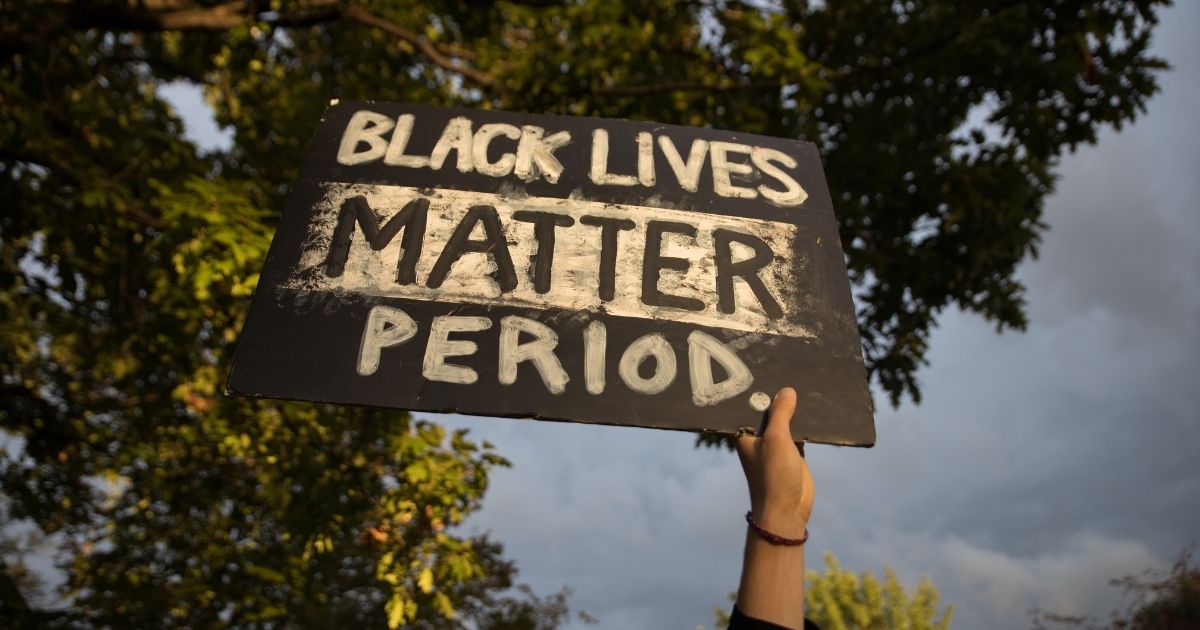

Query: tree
left=1, top=0, right=1169, bottom=626
left=709, top=552, right=953, bottom=629
left=806, top=553, right=953, bottom=630
left=1032, top=546, right=1200, bottom=630
left=0, top=2, right=572, bottom=620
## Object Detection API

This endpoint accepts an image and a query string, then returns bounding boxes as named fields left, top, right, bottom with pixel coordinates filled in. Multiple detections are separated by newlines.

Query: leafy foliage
left=805, top=553, right=952, bottom=630
left=0, top=1, right=568, bottom=626
left=709, top=552, right=953, bottom=629
left=0, top=0, right=1170, bottom=625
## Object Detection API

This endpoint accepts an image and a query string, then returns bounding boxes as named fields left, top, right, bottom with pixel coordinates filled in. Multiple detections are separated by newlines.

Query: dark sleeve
left=727, top=606, right=821, bottom=630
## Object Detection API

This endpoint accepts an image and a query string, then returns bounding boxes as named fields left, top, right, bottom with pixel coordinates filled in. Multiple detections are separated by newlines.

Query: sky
left=164, top=4, right=1199, bottom=628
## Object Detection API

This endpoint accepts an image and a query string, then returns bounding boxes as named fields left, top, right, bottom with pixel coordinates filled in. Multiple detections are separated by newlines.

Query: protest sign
left=227, top=101, right=875, bottom=446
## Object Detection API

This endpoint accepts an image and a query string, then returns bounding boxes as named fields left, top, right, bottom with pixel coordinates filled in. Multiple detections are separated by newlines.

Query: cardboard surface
left=227, top=101, right=875, bottom=446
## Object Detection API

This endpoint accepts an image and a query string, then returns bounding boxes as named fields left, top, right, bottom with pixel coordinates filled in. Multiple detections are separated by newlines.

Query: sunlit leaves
left=709, top=552, right=953, bottom=630
left=1, top=3, right=539, bottom=626
left=805, top=553, right=954, bottom=630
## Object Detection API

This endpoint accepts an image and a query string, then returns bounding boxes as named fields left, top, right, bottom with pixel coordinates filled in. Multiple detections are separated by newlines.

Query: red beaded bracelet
left=745, top=511, right=809, bottom=546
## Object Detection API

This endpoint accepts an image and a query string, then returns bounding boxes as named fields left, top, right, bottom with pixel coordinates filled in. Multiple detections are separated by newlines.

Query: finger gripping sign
left=227, top=102, right=876, bottom=446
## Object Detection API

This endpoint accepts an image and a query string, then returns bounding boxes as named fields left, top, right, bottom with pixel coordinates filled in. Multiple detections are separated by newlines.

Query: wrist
left=746, top=511, right=809, bottom=547
left=750, top=505, right=809, bottom=539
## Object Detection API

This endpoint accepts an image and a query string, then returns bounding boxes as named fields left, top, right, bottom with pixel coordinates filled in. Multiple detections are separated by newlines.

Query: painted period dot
left=749, top=391, right=771, bottom=412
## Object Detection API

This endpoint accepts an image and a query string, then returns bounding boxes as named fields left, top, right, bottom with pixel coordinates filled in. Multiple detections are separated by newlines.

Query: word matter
left=287, top=184, right=806, bottom=338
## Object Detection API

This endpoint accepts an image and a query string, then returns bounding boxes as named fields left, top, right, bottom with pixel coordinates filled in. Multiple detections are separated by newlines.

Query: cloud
left=440, top=400, right=1184, bottom=630
left=933, top=534, right=1163, bottom=627
left=435, top=416, right=749, bottom=629
left=807, top=528, right=1164, bottom=628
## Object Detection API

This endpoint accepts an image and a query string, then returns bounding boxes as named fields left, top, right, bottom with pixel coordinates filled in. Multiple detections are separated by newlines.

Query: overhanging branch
left=341, top=5, right=495, bottom=87
left=68, top=0, right=250, bottom=31
left=594, top=79, right=783, bottom=96
left=63, top=1, right=494, bottom=86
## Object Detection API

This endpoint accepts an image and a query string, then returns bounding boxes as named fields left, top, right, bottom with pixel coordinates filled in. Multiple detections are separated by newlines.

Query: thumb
left=762, top=387, right=798, bottom=440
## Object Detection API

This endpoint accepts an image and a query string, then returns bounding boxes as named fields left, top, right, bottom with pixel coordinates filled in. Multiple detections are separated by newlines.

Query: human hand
left=734, top=387, right=813, bottom=539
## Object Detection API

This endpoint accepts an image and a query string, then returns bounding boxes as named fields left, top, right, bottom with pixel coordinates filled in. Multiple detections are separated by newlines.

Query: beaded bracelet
left=745, top=511, right=809, bottom=546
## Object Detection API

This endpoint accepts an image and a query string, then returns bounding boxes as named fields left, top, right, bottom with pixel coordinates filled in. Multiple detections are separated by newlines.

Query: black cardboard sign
left=227, top=101, right=875, bottom=446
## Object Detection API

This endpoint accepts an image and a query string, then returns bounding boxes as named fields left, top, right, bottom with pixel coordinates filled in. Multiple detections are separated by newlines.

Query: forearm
left=732, top=388, right=813, bottom=630
left=735, top=526, right=806, bottom=628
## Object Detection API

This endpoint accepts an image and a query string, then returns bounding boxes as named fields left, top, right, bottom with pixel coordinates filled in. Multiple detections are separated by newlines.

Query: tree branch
left=144, top=0, right=247, bottom=30
left=340, top=5, right=495, bottom=87
left=594, top=79, right=783, bottom=96
left=63, top=1, right=493, bottom=85
left=68, top=0, right=250, bottom=31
